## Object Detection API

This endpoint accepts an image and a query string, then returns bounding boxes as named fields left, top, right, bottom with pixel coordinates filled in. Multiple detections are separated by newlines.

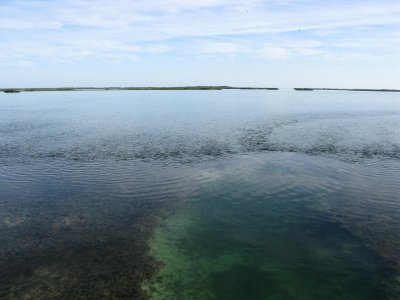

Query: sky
left=0, top=0, right=399, bottom=88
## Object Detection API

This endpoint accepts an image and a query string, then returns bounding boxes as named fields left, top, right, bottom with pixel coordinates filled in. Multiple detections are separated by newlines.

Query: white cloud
left=143, top=44, right=173, bottom=54
left=197, top=41, right=244, bottom=54
left=261, top=47, right=291, bottom=60
left=295, top=48, right=324, bottom=56
left=324, top=52, right=385, bottom=62
left=0, top=18, right=62, bottom=30
left=0, top=0, right=399, bottom=65
left=15, top=60, right=34, bottom=68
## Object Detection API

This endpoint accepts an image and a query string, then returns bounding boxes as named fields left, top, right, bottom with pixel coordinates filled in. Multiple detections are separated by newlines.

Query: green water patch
left=145, top=155, right=397, bottom=299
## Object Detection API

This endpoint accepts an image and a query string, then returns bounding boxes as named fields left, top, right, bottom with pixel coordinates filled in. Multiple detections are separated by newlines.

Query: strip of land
left=294, top=88, right=400, bottom=92
left=2, top=87, right=399, bottom=93
left=1, top=86, right=278, bottom=93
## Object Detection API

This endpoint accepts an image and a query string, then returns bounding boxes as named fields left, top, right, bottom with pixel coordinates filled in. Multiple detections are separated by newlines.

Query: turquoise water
left=0, top=90, right=399, bottom=299
left=145, top=154, right=399, bottom=299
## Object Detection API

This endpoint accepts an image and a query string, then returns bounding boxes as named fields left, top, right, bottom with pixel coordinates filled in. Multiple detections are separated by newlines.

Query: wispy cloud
left=1, top=0, right=399, bottom=62
left=261, top=47, right=291, bottom=60
left=0, top=1, right=399, bottom=87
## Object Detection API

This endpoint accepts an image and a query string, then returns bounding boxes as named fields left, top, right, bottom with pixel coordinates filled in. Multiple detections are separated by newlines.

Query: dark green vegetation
left=2, top=89, right=21, bottom=93
left=294, top=88, right=314, bottom=91
left=1, top=86, right=279, bottom=92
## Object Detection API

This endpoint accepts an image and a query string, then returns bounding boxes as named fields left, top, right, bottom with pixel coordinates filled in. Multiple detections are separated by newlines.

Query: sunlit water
left=0, top=90, right=399, bottom=299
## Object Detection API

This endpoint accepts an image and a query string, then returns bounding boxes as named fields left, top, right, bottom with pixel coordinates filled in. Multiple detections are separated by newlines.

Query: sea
left=0, top=90, right=399, bottom=299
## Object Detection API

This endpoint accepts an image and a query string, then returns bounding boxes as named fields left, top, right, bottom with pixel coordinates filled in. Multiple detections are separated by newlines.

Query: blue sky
left=1, top=0, right=399, bottom=88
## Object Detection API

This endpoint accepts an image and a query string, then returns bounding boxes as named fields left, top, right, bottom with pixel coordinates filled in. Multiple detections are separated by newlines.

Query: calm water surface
left=0, top=90, right=399, bottom=299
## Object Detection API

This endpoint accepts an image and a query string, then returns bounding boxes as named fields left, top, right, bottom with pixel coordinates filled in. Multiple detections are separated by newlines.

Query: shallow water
left=145, top=153, right=399, bottom=299
left=0, top=90, right=399, bottom=299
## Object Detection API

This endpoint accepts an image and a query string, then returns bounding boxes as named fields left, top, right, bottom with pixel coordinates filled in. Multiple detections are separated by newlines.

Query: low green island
left=3, top=89, right=22, bottom=93
left=2, top=86, right=399, bottom=93
left=294, top=88, right=400, bottom=92
left=294, top=88, right=314, bottom=91
left=1, top=86, right=279, bottom=93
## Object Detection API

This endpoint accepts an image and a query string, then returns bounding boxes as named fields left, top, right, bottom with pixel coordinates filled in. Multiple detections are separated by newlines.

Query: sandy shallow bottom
left=145, top=153, right=399, bottom=300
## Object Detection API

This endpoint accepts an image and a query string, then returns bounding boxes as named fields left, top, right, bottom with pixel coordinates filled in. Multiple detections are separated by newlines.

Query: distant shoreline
left=1, top=86, right=278, bottom=93
left=294, top=88, right=400, bottom=92
left=1, top=86, right=399, bottom=93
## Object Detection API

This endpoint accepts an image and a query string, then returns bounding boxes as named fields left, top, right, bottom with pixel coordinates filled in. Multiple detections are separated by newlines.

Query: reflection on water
left=1, top=91, right=399, bottom=164
left=0, top=90, right=399, bottom=299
